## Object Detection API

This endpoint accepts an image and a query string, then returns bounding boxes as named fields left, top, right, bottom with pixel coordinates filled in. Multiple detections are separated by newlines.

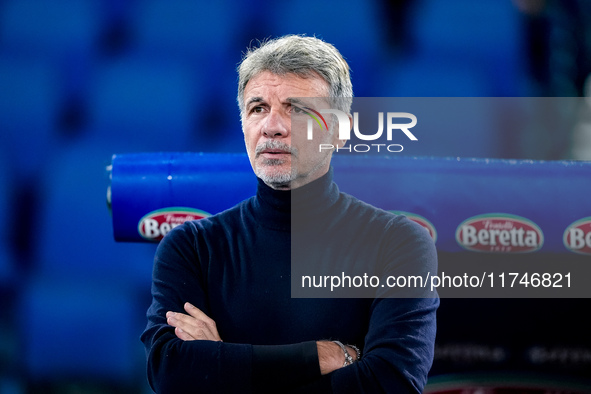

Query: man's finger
left=166, top=309, right=222, bottom=342
left=184, top=304, right=222, bottom=342
left=184, top=303, right=213, bottom=323
left=166, top=312, right=200, bottom=332
left=174, top=327, right=195, bottom=341
left=167, top=313, right=212, bottom=340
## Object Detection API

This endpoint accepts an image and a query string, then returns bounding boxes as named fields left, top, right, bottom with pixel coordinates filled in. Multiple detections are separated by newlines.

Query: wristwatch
left=332, top=340, right=361, bottom=367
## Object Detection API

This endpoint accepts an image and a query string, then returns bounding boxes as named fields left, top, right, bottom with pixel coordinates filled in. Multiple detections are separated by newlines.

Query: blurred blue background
left=1, top=0, right=591, bottom=393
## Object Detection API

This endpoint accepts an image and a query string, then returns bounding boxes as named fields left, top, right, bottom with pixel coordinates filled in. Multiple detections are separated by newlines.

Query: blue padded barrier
left=111, top=152, right=256, bottom=243
left=109, top=153, right=591, bottom=385
left=110, top=152, right=591, bottom=257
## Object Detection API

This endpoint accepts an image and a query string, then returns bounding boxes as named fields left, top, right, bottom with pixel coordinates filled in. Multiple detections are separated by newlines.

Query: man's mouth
left=259, top=150, right=291, bottom=161
left=255, top=141, right=295, bottom=158
left=261, top=149, right=290, bottom=155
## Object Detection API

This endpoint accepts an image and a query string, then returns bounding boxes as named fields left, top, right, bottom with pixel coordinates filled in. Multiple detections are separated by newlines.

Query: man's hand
left=166, top=302, right=222, bottom=342
left=316, top=341, right=358, bottom=375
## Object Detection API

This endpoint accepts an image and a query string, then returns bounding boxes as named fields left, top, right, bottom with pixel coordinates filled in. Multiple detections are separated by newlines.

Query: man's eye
left=251, top=106, right=264, bottom=113
left=292, top=106, right=308, bottom=114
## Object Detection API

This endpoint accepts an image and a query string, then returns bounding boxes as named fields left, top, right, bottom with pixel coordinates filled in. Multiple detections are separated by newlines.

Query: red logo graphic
left=563, top=217, right=591, bottom=255
left=456, top=213, right=543, bottom=253
left=390, top=211, right=437, bottom=243
left=138, top=207, right=210, bottom=241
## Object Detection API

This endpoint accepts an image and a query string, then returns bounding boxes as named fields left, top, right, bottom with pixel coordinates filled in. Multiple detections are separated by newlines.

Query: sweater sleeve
left=329, top=297, right=439, bottom=393
left=254, top=215, right=439, bottom=394
left=328, top=217, right=440, bottom=393
left=140, top=223, right=321, bottom=394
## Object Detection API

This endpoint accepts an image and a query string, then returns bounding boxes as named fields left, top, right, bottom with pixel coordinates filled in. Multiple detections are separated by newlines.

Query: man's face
left=242, top=71, right=342, bottom=190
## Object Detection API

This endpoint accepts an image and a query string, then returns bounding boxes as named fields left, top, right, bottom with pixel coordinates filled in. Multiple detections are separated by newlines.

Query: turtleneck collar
left=250, top=167, right=340, bottom=231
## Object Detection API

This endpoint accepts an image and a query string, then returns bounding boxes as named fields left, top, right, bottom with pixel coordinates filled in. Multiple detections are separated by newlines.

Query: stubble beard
left=256, top=160, right=295, bottom=188
left=253, top=140, right=298, bottom=189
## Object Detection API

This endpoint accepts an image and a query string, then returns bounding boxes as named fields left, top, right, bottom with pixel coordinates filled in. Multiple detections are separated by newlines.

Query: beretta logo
left=456, top=213, right=544, bottom=253
left=138, top=207, right=210, bottom=242
left=563, top=217, right=591, bottom=255
left=390, top=211, right=437, bottom=243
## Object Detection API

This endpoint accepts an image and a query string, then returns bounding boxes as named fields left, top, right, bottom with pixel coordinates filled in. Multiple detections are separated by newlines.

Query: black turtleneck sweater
left=141, top=169, right=439, bottom=393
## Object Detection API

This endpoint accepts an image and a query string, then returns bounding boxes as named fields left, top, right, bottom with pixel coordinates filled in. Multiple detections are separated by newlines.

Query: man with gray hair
left=141, top=34, right=438, bottom=393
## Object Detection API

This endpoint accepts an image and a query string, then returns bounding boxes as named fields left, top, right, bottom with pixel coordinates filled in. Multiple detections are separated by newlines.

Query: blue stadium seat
left=410, top=0, right=521, bottom=56
left=263, top=0, right=387, bottom=97
left=128, top=0, right=247, bottom=150
left=33, top=142, right=157, bottom=286
left=85, top=54, right=202, bottom=152
left=129, top=0, right=244, bottom=61
left=18, top=141, right=156, bottom=383
left=0, top=0, right=102, bottom=99
left=0, top=0, right=102, bottom=58
left=17, top=277, right=145, bottom=383
left=0, top=151, right=16, bottom=287
left=407, top=0, right=526, bottom=96
left=0, top=55, right=61, bottom=181
left=376, top=55, right=490, bottom=97
left=366, top=62, right=500, bottom=158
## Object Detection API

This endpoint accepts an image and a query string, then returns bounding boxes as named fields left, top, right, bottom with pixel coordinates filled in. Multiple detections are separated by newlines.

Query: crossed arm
left=166, top=302, right=358, bottom=375
left=142, top=219, right=439, bottom=393
left=146, top=296, right=438, bottom=393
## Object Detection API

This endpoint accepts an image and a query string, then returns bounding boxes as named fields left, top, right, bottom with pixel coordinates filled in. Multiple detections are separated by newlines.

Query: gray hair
left=237, top=35, right=353, bottom=120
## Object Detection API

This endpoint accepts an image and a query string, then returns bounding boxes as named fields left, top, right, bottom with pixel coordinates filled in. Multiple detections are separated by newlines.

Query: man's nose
left=261, top=109, right=289, bottom=138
